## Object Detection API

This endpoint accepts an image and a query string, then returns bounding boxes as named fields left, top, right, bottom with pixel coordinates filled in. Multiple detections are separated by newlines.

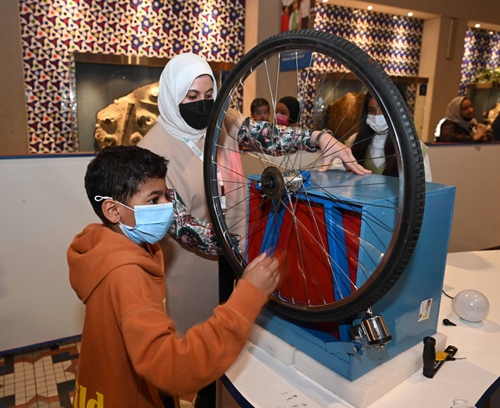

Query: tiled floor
left=0, top=337, right=195, bottom=408
left=0, top=338, right=80, bottom=408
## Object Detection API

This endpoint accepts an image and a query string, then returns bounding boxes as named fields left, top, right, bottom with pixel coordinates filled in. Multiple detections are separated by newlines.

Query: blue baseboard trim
left=0, top=334, right=82, bottom=356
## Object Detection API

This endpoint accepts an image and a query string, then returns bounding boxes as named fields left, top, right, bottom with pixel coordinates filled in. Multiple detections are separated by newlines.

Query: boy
left=250, top=97, right=270, bottom=122
left=68, top=146, right=280, bottom=407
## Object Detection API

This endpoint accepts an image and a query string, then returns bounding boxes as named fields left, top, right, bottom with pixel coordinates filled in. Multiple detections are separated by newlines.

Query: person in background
left=280, top=4, right=290, bottom=32
left=299, top=0, right=311, bottom=29
left=346, top=92, right=432, bottom=181
left=276, top=96, right=300, bottom=126
left=250, top=97, right=270, bottom=122
left=68, top=145, right=280, bottom=408
left=288, top=0, right=299, bottom=30
left=438, top=96, right=492, bottom=143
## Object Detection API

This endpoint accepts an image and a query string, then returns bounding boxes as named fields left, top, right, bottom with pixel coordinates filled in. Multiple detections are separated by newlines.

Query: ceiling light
left=407, top=12, right=413, bottom=17
left=475, top=23, right=481, bottom=28
left=367, top=5, right=373, bottom=11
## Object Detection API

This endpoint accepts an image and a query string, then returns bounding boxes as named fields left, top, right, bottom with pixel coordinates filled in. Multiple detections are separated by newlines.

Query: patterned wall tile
left=19, top=0, right=246, bottom=153
left=314, top=4, right=423, bottom=77
left=22, top=1, right=498, bottom=152
left=299, top=4, right=423, bottom=127
left=460, top=27, right=500, bottom=95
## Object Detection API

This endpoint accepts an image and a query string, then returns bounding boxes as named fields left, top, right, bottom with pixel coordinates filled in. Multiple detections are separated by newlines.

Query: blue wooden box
left=251, top=171, right=456, bottom=381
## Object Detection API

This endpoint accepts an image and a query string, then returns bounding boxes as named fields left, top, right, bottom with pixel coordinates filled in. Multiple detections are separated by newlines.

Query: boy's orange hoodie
left=68, top=223, right=268, bottom=407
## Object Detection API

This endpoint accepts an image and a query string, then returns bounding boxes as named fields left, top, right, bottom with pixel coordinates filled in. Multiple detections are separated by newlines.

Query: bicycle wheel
left=204, top=29, right=426, bottom=322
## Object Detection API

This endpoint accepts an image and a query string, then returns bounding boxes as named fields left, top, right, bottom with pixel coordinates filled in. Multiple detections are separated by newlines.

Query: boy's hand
left=241, top=253, right=280, bottom=296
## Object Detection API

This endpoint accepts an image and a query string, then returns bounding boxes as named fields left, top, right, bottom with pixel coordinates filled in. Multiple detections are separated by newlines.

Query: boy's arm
left=168, top=189, right=239, bottom=256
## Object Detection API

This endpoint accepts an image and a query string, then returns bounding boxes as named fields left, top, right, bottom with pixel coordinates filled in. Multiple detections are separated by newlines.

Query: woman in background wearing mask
left=276, top=96, right=300, bottom=125
left=347, top=92, right=432, bottom=181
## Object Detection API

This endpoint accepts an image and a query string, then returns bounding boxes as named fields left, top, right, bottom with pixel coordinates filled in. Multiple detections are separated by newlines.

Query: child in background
left=68, top=145, right=280, bottom=407
left=276, top=96, right=300, bottom=126
left=250, top=97, right=270, bottom=122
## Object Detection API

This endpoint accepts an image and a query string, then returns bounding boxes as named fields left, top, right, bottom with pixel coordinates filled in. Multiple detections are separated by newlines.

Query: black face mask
left=179, top=99, right=214, bottom=130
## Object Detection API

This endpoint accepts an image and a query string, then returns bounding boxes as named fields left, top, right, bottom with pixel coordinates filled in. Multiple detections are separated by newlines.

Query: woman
left=139, top=53, right=369, bottom=331
left=348, top=92, right=432, bottom=181
left=439, top=96, right=491, bottom=143
left=276, top=95, right=300, bottom=125
left=139, top=54, right=369, bottom=405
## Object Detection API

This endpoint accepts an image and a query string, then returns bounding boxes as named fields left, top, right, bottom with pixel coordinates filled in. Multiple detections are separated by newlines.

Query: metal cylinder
left=361, top=313, right=393, bottom=346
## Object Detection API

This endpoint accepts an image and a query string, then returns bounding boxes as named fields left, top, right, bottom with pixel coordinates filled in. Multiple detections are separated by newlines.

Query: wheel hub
left=260, top=167, right=305, bottom=199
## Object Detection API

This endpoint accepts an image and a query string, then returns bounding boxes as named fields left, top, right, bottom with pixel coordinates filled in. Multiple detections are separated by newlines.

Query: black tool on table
left=422, top=336, right=458, bottom=378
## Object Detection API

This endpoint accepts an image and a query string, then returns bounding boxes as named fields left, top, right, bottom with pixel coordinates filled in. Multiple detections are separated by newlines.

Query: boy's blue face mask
left=95, top=196, right=174, bottom=245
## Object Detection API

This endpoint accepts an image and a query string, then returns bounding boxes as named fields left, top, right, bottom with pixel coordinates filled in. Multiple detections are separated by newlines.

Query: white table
left=220, top=250, right=500, bottom=407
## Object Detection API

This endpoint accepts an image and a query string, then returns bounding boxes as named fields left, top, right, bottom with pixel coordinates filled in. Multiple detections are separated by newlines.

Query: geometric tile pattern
left=19, top=0, right=246, bottom=153
left=460, top=27, right=500, bottom=95
left=0, top=338, right=80, bottom=408
left=314, top=4, right=424, bottom=77
left=299, top=4, right=423, bottom=126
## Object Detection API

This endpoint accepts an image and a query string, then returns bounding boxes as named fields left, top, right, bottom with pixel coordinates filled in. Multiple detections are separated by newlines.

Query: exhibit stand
left=219, top=250, right=500, bottom=408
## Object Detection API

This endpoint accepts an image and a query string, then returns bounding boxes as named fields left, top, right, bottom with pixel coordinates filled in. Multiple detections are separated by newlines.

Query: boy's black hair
left=85, top=145, right=168, bottom=225
left=250, top=98, right=270, bottom=114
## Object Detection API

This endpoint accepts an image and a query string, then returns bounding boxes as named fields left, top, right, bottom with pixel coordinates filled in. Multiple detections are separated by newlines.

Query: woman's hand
left=473, top=124, right=491, bottom=142
left=473, top=125, right=486, bottom=141
left=313, top=131, right=371, bottom=174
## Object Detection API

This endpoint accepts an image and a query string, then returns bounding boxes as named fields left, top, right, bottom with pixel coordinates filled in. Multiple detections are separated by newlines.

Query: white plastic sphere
left=452, top=289, right=490, bottom=322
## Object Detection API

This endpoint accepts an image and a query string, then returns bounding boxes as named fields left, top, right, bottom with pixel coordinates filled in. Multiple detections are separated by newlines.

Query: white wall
left=0, top=155, right=95, bottom=352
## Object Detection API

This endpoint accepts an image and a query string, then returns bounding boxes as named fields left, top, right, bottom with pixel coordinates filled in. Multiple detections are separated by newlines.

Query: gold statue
left=94, top=82, right=160, bottom=149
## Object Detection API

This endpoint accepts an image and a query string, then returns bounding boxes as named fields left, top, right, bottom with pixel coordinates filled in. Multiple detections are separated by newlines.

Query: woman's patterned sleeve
left=167, top=189, right=220, bottom=256
left=237, top=117, right=317, bottom=153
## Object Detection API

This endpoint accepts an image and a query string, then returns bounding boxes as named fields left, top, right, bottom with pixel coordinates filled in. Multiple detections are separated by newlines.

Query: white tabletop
left=223, top=250, right=500, bottom=407
left=435, top=250, right=500, bottom=376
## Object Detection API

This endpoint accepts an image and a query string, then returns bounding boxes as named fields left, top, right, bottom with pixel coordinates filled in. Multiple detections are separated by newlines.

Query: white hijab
left=445, top=96, right=477, bottom=131
left=157, top=53, right=217, bottom=142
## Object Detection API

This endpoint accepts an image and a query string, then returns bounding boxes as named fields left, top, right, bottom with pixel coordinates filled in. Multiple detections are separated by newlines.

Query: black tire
left=204, top=29, right=426, bottom=322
